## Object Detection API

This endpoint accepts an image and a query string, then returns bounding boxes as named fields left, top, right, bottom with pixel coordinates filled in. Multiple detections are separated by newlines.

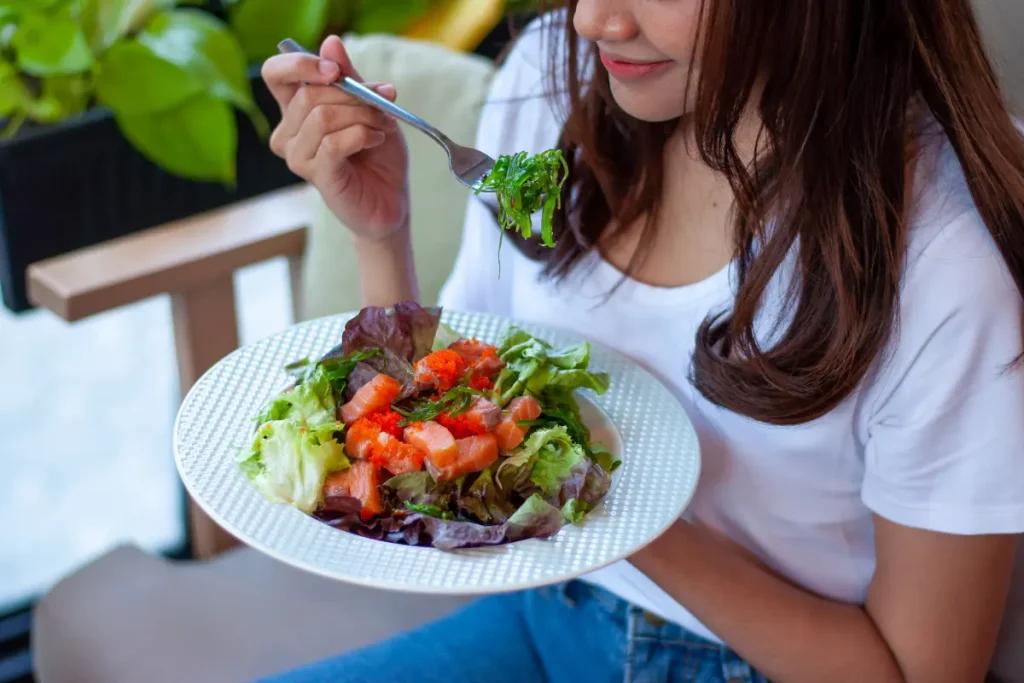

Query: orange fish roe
left=468, top=374, right=494, bottom=391
left=345, top=417, right=423, bottom=475
left=364, top=409, right=404, bottom=440
left=436, top=412, right=489, bottom=440
left=414, top=349, right=467, bottom=393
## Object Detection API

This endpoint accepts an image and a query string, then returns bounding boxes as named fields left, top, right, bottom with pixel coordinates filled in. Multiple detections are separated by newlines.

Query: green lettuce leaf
left=254, top=363, right=335, bottom=426
left=238, top=417, right=349, bottom=513
left=431, top=322, right=462, bottom=352
left=590, top=442, right=621, bottom=474
left=494, top=327, right=609, bottom=406
left=502, top=426, right=585, bottom=498
left=561, top=499, right=588, bottom=524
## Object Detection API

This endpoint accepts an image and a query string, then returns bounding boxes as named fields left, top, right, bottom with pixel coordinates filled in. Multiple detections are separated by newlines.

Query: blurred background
left=0, top=1, right=534, bottom=681
left=0, top=0, right=1021, bottom=682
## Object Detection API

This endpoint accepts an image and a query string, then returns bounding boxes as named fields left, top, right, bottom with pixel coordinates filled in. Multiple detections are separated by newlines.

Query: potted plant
left=0, top=0, right=299, bottom=312
left=0, top=0, right=531, bottom=313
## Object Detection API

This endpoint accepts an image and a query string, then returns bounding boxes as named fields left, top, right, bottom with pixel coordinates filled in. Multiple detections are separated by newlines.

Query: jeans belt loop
left=642, top=610, right=666, bottom=627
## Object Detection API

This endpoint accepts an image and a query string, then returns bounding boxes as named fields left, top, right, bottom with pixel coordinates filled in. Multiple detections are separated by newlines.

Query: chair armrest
left=27, top=185, right=312, bottom=322
left=26, top=184, right=314, bottom=560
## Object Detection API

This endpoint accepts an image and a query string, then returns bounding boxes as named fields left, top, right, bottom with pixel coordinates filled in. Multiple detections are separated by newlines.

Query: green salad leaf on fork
left=474, top=149, right=569, bottom=248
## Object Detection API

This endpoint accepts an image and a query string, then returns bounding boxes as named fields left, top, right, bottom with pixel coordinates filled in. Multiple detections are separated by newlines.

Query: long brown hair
left=523, top=0, right=1024, bottom=425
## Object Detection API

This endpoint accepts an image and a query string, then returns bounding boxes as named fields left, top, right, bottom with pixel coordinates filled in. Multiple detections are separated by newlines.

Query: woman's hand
left=631, top=518, right=1017, bottom=683
left=262, top=35, right=410, bottom=242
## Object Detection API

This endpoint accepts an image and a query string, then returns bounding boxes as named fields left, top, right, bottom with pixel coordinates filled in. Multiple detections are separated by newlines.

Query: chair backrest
left=300, top=34, right=495, bottom=320
left=977, top=0, right=1024, bottom=114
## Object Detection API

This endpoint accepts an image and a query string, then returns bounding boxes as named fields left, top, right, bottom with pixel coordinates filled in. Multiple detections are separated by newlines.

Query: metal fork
left=277, top=38, right=496, bottom=189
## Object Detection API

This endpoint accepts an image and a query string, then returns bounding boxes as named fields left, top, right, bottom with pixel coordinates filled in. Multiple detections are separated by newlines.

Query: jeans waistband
left=552, top=580, right=722, bottom=648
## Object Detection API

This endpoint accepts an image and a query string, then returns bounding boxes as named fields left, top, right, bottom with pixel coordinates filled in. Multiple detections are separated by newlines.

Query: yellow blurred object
left=403, top=0, right=506, bottom=52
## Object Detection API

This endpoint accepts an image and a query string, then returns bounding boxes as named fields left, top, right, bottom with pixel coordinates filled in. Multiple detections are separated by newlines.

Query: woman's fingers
left=319, top=35, right=361, bottom=81
left=309, top=126, right=388, bottom=183
left=261, top=52, right=340, bottom=111
left=283, top=102, right=395, bottom=175
left=271, top=81, right=398, bottom=154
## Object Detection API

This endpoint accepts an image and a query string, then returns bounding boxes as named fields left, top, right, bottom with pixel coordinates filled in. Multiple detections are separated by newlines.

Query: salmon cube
left=339, top=374, right=401, bottom=425
left=494, top=395, right=543, bottom=452
left=427, top=433, right=499, bottom=482
left=404, top=421, right=459, bottom=467
left=322, top=461, right=383, bottom=519
left=370, top=438, right=424, bottom=476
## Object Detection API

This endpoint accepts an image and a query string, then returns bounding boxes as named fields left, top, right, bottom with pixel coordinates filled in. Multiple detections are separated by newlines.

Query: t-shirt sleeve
left=437, top=18, right=562, bottom=316
left=861, top=209, right=1024, bottom=535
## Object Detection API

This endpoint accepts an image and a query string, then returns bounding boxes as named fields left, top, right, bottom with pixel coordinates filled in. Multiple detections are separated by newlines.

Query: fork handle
left=277, top=39, right=449, bottom=146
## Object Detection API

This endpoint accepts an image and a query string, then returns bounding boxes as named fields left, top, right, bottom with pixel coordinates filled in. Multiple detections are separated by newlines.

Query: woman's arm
left=631, top=518, right=1018, bottom=683
left=353, top=225, right=419, bottom=308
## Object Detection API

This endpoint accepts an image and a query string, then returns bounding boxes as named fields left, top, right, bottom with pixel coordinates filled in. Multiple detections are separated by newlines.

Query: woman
left=259, top=1, right=1024, bottom=681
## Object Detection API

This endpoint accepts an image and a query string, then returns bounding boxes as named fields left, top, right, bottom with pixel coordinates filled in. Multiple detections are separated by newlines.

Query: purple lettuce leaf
left=579, top=461, right=611, bottom=505
left=316, top=494, right=564, bottom=551
left=329, top=302, right=441, bottom=399
left=383, top=471, right=455, bottom=509
left=459, top=467, right=517, bottom=524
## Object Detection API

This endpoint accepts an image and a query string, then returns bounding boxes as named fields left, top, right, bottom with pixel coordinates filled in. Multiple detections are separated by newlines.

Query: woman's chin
left=609, top=83, right=687, bottom=123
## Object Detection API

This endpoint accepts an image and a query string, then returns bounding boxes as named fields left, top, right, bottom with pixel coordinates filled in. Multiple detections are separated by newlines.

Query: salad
left=475, top=149, right=568, bottom=248
left=238, top=302, right=619, bottom=551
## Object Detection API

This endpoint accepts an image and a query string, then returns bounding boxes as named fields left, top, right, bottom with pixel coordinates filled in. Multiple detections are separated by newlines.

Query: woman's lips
left=599, top=52, right=672, bottom=80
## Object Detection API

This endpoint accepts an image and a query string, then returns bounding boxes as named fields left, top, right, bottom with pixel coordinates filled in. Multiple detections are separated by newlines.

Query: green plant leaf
left=353, top=0, right=433, bottom=34
left=114, top=93, right=237, bottom=184
left=96, top=38, right=205, bottom=114
left=12, top=11, right=94, bottom=76
left=0, top=58, right=29, bottom=117
left=8, top=0, right=63, bottom=11
left=79, top=0, right=170, bottom=52
left=138, top=9, right=254, bottom=112
left=27, top=73, right=91, bottom=122
left=228, top=0, right=330, bottom=63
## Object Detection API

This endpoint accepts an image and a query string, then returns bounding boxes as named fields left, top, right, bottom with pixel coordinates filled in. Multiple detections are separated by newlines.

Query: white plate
left=174, top=310, right=700, bottom=595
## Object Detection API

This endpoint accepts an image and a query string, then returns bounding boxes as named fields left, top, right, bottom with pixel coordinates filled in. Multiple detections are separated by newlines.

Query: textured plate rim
left=173, top=311, right=701, bottom=595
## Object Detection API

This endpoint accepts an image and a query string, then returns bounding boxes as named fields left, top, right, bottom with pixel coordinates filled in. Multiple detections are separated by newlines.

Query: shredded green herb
left=392, top=386, right=483, bottom=427
left=473, top=149, right=569, bottom=247
left=404, top=501, right=455, bottom=520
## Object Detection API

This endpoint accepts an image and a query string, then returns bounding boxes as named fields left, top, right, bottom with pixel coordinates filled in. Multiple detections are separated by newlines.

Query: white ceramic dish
left=174, top=310, right=700, bottom=594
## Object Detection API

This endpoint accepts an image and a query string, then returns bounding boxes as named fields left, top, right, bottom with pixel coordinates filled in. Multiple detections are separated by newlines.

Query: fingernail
left=375, top=83, right=396, bottom=99
left=319, top=59, right=338, bottom=77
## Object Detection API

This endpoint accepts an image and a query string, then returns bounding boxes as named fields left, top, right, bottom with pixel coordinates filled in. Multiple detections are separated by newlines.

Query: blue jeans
left=258, top=580, right=769, bottom=683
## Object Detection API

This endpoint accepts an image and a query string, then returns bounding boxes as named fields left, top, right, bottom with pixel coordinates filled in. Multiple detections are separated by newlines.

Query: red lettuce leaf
left=327, top=302, right=441, bottom=400
left=315, top=494, right=564, bottom=551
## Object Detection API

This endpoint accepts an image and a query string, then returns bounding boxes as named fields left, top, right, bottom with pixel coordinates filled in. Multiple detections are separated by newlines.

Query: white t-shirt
left=438, top=21, right=1024, bottom=643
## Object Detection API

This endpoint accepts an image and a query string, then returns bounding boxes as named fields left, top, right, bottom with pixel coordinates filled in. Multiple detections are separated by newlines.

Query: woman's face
left=573, top=0, right=703, bottom=122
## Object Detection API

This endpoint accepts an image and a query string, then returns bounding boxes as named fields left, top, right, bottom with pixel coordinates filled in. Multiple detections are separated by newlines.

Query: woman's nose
left=573, top=0, right=640, bottom=42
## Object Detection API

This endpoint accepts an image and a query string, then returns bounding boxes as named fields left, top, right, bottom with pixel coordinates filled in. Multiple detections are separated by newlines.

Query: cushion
left=32, top=545, right=470, bottom=683
left=300, top=35, right=496, bottom=320
left=976, top=0, right=1024, bottom=113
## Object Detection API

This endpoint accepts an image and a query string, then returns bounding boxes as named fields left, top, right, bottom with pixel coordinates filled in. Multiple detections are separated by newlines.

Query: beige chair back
left=299, top=35, right=496, bottom=320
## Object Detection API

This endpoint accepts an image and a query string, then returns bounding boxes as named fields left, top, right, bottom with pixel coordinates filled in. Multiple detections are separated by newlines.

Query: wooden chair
left=28, top=36, right=495, bottom=682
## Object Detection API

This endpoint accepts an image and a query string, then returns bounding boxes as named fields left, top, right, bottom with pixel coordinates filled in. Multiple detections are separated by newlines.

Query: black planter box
left=0, top=65, right=299, bottom=313
left=0, top=16, right=528, bottom=314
